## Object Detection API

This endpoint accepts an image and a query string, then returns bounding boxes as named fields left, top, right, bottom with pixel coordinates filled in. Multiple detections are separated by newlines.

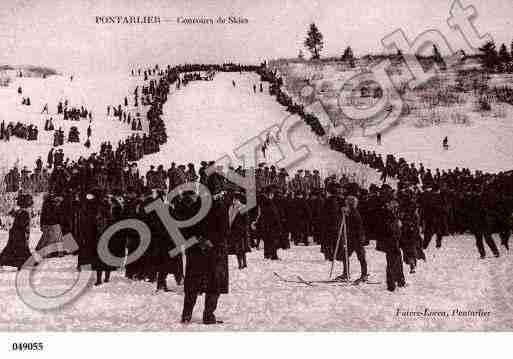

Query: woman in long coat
left=35, top=193, right=63, bottom=257
left=0, top=194, right=33, bottom=270
left=146, top=192, right=183, bottom=292
left=227, top=192, right=250, bottom=269
left=398, top=190, right=425, bottom=273
left=78, top=189, right=114, bottom=285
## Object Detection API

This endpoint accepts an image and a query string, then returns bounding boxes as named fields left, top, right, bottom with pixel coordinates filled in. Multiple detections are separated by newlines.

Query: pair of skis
left=273, top=209, right=383, bottom=287
left=273, top=272, right=381, bottom=287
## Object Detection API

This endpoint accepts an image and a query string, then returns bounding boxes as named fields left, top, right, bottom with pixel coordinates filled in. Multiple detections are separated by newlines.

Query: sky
left=0, top=0, right=512, bottom=75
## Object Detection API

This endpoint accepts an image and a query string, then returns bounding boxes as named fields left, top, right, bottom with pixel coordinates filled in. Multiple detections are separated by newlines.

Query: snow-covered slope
left=138, top=72, right=383, bottom=184
left=0, top=72, right=145, bottom=169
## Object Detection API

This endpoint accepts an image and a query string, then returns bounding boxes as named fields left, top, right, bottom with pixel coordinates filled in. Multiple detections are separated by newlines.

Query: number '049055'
left=11, top=342, right=44, bottom=351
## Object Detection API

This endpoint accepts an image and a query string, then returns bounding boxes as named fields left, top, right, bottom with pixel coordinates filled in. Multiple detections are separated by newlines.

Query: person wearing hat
left=303, top=170, right=312, bottom=193
left=176, top=164, right=187, bottom=187
left=309, top=189, right=324, bottom=244
left=320, top=183, right=342, bottom=261
left=277, top=168, right=288, bottom=192
left=292, top=191, right=312, bottom=246
left=146, top=165, right=156, bottom=189
left=227, top=191, right=250, bottom=269
left=256, top=184, right=282, bottom=260
left=181, top=176, right=229, bottom=325
left=186, top=163, right=198, bottom=183
left=0, top=194, right=33, bottom=270
left=199, top=161, right=208, bottom=185
left=35, top=193, right=64, bottom=258
left=77, top=187, right=111, bottom=283
left=420, top=183, right=445, bottom=250
left=312, top=170, right=321, bottom=190
left=143, top=190, right=183, bottom=292
left=335, top=195, right=368, bottom=282
left=155, top=165, right=167, bottom=192
left=380, top=198, right=406, bottom=292
left=398, top=188, right=425, bottom=274
left=167, top=163, right=177, bottom=191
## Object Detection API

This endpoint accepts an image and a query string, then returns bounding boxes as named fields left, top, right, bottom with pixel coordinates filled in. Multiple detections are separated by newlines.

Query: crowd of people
left=0, top=63, right=511, bottom=325
left=255, top=63, right=512, bottom=264
left=329, top=136, right=513, bottom=259
left=0, top=121, right=38, bottom=141
left=56, top=102, right=93, bottom=122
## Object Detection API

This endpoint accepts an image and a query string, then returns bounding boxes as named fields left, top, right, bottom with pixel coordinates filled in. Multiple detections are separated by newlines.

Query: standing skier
left=336, top=195, right=368, bottom=282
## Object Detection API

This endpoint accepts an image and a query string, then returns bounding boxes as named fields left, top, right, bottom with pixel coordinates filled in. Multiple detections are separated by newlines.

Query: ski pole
left=329, top=209, right=344, bottom=279
left=343, top=212, right=350, bottom=281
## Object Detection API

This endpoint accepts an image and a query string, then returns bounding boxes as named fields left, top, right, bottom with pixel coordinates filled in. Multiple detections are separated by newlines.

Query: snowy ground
left=0, top=69, right=512, bottom=330
left=0, top=72, right=148, bottom=169
left=351, top=114, right=513, bottom=173
left=0, top=231, right=511, bottom=331
left=274, top=61, right=513, bottom=174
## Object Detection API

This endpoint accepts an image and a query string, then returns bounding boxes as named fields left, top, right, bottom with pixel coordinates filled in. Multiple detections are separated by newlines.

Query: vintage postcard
left=0, top=0, right=512, bottom=345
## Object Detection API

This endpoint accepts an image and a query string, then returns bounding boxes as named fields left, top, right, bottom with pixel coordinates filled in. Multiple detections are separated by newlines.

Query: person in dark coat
left=292, top=191, right=312, bottom=246
left=124, top=191, right=143, bottom=280
left=478, top=186, right=501, bottom=258
left=309, top=190, right=323, bottom=244
left=398, top=189, right=425, bottom=273
left=464, top=189, right=498, bottom=258
left=420, top=186, right=445, bottom=249
left=146, top=191, right=183, bottom=292
left=257, top=185, right=282, bottom=260
left=275, top=191, right=290, bottom=250
left=0, top=194, right=33, bottom=270
left=379, top=199, right=406, bottom=292
left=336, top=195, right=368, bottom=282
left=227, top=191, right=250, bottom=269
left=181, top=180, right=230, bottom=325
left=35, top=194, right=63, bottom=258
left=78, top=188, right=113, bottom=285
left=320, top=183, right=342, bottom=261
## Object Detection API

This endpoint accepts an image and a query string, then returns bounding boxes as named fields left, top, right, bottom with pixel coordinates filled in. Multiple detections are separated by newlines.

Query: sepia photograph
left=0, top=0, right=512, bottom=355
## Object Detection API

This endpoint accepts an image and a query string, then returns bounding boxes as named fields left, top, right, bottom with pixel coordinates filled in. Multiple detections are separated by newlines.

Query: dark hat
left=228, top=190, right=245, bottom=203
